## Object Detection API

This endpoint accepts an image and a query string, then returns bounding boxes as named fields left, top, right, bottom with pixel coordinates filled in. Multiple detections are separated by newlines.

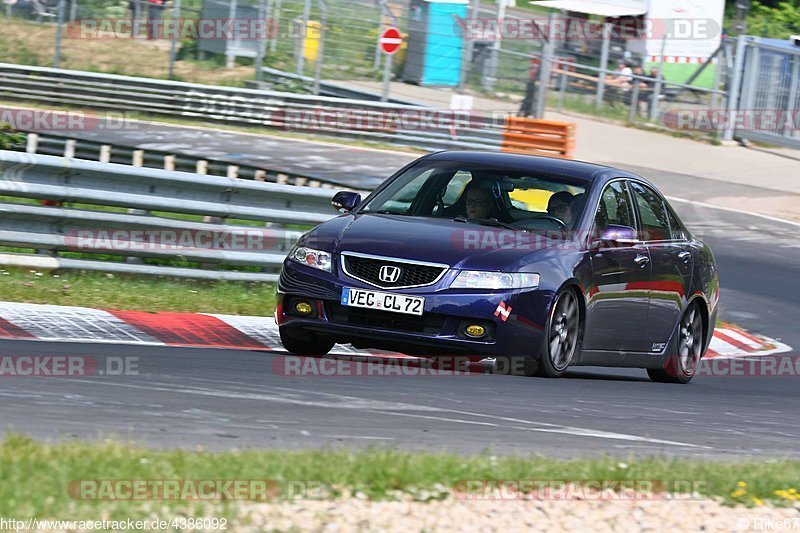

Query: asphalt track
left=2, top=130, right=799, bottom=458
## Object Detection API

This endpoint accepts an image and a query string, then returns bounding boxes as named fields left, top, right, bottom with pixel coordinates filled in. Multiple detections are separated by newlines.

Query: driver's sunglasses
left=550, top=203, right=569, bottom=213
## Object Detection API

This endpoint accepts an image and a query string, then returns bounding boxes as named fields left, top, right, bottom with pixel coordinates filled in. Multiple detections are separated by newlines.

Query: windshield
left=359, top=161, right=589, bottom=231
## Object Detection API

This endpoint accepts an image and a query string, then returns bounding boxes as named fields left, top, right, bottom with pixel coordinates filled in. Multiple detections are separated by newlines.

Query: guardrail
left=0, top=63, right=576, bottom=157
left=249, top=67, right=428, bottom=107
left=0, top=150, right=340, bottom=281
left=22, top=132, right=340, bottom=188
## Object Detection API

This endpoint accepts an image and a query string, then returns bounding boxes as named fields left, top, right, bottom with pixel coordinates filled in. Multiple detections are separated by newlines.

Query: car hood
left=303, top=213, right=568, bottom=271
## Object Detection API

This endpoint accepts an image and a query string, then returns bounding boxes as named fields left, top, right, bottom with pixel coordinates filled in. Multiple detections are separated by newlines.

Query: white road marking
left=58, top=379, right=708, bottom=448
left=667, top=196, right=800, bottom=228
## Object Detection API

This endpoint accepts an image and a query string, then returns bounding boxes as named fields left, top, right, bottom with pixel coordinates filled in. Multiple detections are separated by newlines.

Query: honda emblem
left=378, top=265, right=402, bottom=283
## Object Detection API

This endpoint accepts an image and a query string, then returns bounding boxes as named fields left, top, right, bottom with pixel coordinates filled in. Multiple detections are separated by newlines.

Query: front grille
left=325, top=302, right=446, bottom=335
left=342, top=254, right=446, bottom=289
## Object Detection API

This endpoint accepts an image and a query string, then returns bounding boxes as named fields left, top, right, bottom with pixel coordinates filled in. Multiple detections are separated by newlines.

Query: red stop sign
left=379, top=27, right=403, bottom=55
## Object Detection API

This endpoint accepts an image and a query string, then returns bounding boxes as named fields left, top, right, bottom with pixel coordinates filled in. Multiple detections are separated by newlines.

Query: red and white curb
left=0, top=302, right=791, bottom=360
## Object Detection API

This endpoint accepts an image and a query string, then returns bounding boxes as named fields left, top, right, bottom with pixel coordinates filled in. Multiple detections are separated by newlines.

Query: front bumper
left=277, top=260, right=555, bottom=357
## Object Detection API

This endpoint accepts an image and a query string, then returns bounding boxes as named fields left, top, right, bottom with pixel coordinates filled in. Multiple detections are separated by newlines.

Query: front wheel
left=535, top=288, right=582, bottom=378
left=279, top=326, right=334, bottom=356
left=647, top=302, right=704, bottom=384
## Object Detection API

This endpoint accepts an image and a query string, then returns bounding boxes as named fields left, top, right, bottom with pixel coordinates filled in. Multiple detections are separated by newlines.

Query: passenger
left=547, top=191, right=575, bottom=225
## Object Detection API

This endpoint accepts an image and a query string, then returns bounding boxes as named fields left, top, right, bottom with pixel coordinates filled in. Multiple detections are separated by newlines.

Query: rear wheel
left=535, top=288, right=582, bottom=378
left=647, top=302, right=704, bottom=384
left=279, top=326, right=334, bottom=356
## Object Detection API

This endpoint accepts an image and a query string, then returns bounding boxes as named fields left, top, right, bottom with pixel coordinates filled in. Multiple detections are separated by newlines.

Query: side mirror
left=331, top=191, right=361, bottom=213
left=593, top=224, right=638, bottom=249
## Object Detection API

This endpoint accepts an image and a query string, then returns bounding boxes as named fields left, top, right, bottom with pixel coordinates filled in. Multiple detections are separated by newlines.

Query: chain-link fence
left=1, top=0, right=743, bottom=141
left=725, top=35, right=800, bottom=149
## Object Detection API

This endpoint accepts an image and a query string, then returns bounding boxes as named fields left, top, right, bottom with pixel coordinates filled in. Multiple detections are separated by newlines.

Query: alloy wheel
left=548, top=291, right=579, bottom=372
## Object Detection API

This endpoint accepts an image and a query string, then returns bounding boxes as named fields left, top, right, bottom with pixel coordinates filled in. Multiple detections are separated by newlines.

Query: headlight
left=450, top=271, right=539, bottom=290
left=288, top=246, right=332, bottom=272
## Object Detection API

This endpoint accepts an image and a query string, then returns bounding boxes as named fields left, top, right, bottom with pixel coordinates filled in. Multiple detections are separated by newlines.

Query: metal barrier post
left=52, top=0, right=66, bottom=68
left=26, top=134, right=38, bottom=154
left=723, top=35, right=748, bottom=142
left=628, top=80, right=640, bottom=123
left=64, top=139, right=76, bottom=158
left=557, top=68, right=567, bottom=111
left=534, top=14, right=554, bottom=119
left=270, top=0, right=282, bottom=53
left=168, top=0, right=181, bottom=79
left=312, top=0, right=326, bottom=96
left=595, top=22, right=611, bottom=108
left=296, top=0, right=311, bottom=75
left=226, top=0, right=238, bottom=68
left=255, top=0, right=266, bottom=82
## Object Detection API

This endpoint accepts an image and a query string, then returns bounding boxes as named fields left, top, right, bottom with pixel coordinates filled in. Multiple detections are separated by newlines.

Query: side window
left=630, top=183, right=670, bottom=241
left=595, top=181, right=634, bottom=232
left=379, top=168, right=435, bottom=214
left=664, top=203, right=687, bottom=241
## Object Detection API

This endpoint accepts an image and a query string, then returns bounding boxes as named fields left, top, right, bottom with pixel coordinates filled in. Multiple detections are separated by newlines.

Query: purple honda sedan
left=276, top=151, right=719, bottom=383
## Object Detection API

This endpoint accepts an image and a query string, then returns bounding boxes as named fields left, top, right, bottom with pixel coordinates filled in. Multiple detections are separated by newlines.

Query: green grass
left=1, top=434, right=798, bottom=520
left=0, top=269, right=276, bottom=315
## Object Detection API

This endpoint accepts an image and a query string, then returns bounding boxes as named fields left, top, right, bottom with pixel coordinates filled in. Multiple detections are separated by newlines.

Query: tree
left=747, top=1, right=800, bottom=38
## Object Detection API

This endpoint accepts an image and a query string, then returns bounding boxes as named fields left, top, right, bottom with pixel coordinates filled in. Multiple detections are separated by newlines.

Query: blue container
left=402, top=0, right=468, bottom=87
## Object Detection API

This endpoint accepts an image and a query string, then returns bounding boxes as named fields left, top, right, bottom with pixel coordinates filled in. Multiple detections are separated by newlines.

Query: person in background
left=146, top=0, right=167, bottom=40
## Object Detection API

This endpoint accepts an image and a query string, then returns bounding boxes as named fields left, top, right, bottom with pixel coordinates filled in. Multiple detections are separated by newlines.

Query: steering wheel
left=514, top=214, right=568, bottom=231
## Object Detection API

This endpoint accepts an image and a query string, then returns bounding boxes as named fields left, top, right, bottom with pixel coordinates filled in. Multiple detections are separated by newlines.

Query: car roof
left=424, top=151, right=622, bottom=183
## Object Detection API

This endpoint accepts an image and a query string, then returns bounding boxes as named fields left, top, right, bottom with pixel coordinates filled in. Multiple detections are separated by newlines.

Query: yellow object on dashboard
left=508, top=189, right=554, bottom=212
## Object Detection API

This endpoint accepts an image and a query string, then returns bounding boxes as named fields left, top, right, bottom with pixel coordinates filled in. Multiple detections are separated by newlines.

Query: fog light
left=294, top=301, right=313, bottom=316
left=465, top=324, right=486, bottom=338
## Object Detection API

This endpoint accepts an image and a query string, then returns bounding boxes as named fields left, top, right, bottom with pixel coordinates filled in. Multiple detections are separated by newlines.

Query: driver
left=547, top=191, right=575, bottom=226
left=465, top=185, right=492, bottom=220
left=448, top=180, right=512, bottom=222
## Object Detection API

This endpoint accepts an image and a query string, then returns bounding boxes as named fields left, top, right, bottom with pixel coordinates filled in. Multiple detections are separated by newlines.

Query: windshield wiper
left=452, top=215, right=522, bottom=231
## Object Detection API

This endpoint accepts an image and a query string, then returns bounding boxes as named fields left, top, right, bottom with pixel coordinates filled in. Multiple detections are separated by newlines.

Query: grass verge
left=1, top=434, right=798, bottom=520
left=0, top=269, right=276, bottom=315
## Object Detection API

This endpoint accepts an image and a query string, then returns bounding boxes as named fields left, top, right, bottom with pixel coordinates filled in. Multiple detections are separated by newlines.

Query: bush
left=0, top=122, right=26, bottom=150
left=747, top=1, right=800, bottom=38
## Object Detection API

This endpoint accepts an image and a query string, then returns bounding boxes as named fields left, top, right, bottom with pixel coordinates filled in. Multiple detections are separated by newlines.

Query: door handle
left=678, top=251, right=691, bottom=263
left=634, top=254, right=650, bottom=268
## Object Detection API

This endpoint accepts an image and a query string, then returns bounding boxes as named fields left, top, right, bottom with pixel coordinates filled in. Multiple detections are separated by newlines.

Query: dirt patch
left=1, top=18, right=254, bottom=84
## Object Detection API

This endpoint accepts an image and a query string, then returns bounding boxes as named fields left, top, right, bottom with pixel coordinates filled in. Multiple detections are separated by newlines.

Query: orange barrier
left=501, top=117, right=576, bottom=159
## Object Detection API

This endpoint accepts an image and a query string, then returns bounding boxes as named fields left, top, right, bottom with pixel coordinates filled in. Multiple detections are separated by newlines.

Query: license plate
left=341, top=287, right=424, bottom=316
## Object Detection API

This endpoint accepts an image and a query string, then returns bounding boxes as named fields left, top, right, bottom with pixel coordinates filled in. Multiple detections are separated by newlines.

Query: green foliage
left=0, top=121, right=26, bottom=149
left=747, top=1, right=800, bottom=38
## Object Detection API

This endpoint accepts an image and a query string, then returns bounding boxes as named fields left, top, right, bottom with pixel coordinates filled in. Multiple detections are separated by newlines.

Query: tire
left=647, top=301, right=704, bottom=384
left=535, top=288, right=582, bottom=378
left=279, top=326, right=334, bottom=356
